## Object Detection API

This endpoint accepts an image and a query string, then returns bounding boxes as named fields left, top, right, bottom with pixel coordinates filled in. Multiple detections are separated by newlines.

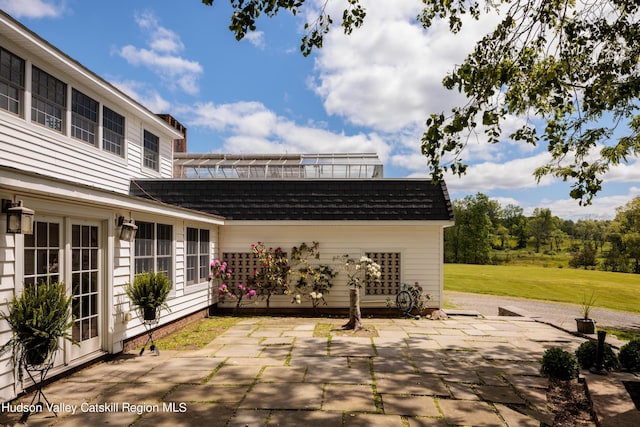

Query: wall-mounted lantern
left=2, top=199, right=35, bottom=234
left=117, top=216, right=138, bottom=242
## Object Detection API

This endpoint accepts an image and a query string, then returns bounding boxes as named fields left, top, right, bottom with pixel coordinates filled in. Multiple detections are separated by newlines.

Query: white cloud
left=535, top=187, right=640, bottom=221
left=110, top=79, right=171, bottom=114
left=185, top=101, right=391, bottom=159
left=0, top=0, right=64, bottom=18
left=443, top=151, right=556, bottom=194
left=308, top=0, right=501, bottom=133
left=117, top=11, right=202, bottom=95
left=604, top=157, right=640, bottom=183
left=244, top=31, right=266, bottom=49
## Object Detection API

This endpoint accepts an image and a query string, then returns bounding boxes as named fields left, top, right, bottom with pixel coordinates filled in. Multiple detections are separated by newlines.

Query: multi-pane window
left=143, top=130, right=159, bottom=170
left=186, top=228, right=210, bottom=285
left=134, top=221, right=173, bottom=283
left=23, top=221, right=60, bottom=286
left=31, top=66, right=66, bottom=132
left=365, top=252, right=401, bottom=295
left=71, top=89, right=98, bottom=145
left=0, top=47, right=24, bottom=115
left=71, top=225, right=99, bottom=342
left=103, top=106, right=124, bottom=156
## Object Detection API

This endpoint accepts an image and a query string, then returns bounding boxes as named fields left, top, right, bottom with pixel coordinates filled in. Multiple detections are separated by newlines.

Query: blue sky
left=3, top=0, right=639, bottom=220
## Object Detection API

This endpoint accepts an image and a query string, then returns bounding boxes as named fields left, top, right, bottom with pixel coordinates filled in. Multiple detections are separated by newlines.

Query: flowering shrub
left=218, top=283, right=257, bottom=313
left=293, top=264, right=337, bottom=311
left=340, top=255, right=381, bottom=289
left=386, top=282, right=432, bottom=315
left=211, top=258, right=256, bottom=314
left=209, top=259, right=231, bottom=282
left=251, top=242, right=290, bottom=309
left=407, top=282, right=432, bottom=315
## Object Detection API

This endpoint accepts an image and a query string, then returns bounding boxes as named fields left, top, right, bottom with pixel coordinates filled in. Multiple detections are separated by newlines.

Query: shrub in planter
left=575, top=339, right=620, bottom=370
left=619, top=339, right=640, bottom=372
left=0, top=282, right=77, bottom=376
left=541, top=347, right=579, bottom=380
left=125, top=272, right=171, bottom=321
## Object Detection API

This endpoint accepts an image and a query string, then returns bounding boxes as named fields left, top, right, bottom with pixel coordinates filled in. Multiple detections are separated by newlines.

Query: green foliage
left=405, top=282, right=432, bottom=316
left=575, top=340, right=619, bottom=370
left=569, top=242, right=598, bottom=269
left=418, top=1, right=640, bottom=205
left=0, top=281, right=77, bottom=375
left=200, top=0, right=365, bottom=56
left=541, top=347, right=579, bottom=380
left=251, top=242, right=291, bottom=308
left=289, top=242, right=336, bottom=310
left=579, top=291, right=597, bottom=319
left=445, top=193, right=493, bottom=264
left=125, top=272, right=172, bottom=310
left=619, top=339, right=640, bottom=372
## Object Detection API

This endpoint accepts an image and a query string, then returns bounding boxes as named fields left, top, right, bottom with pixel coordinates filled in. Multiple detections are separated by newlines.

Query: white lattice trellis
left=365, top=252, right=401, bottom=295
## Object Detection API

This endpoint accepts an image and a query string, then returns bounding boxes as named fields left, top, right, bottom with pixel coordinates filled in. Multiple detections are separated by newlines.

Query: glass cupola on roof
left=173, top=153, right=384, bottom=179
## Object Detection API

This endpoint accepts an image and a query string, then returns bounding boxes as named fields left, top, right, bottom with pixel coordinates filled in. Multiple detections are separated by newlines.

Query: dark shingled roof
left=129, top=179, right=454, bottom=221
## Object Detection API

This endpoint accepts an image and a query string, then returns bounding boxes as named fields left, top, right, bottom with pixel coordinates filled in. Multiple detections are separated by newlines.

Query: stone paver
left=2, top=315, right=637, bottom=426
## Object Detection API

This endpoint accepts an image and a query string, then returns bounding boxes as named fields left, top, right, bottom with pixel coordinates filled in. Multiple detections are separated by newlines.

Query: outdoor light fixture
left=117, top=216, right=138, bottom=242
left=2, top=199, right=35, bottom=235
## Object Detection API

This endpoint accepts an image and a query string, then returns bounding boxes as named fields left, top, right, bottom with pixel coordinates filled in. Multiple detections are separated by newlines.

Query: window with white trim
left=24, top=221, right=60, bottom=286
left=103, top=106, right=124, bottom=156
left=0, top=46, right=24, bottom=116
left=143, top=129, right=159, bottom=171
left=71, top=88, right=98, bottom=145
left=186, top=228, right=210, bottom=285
left=365, top=252, right=401, bottom=295
left=31, top=66, right=66, bottom=132
left=134, top=221, right=173, bottom=283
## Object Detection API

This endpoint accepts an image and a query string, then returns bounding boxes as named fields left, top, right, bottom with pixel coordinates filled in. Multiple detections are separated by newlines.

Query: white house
left=0, top=12, right=223, bottom=402
left=0, top=11, right=454, bottom=402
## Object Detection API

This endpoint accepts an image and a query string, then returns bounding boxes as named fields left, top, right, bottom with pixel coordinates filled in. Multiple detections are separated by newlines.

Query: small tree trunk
left=343, top=287, right=363, bottom=330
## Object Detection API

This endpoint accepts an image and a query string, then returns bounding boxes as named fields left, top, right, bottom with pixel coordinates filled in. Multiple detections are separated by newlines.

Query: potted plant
left=125, top=272, right=171, bottom=321
left=0, top=281, right=77, bottom=372
left=576, top=292, right=597, bottom=334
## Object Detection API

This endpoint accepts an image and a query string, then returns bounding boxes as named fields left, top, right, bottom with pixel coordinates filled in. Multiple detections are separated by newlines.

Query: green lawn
left=444, top=264, right=640, bottom=314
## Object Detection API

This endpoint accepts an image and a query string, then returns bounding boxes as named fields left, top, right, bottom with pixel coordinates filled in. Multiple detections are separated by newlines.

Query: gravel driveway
left=445, top=291, right=640, bottom=335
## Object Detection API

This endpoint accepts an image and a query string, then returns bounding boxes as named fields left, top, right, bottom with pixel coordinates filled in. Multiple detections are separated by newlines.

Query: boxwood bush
left=619, top=339, right=640, bottom=372
left=541, top=347, right=579, bottom=380
left=575, top=339, right=620, bottom=370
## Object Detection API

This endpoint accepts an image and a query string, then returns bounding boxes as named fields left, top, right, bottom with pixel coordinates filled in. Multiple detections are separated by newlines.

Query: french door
left=23, top=219, right=103, bottom=361
left=69, top=222, right=102, bottom=359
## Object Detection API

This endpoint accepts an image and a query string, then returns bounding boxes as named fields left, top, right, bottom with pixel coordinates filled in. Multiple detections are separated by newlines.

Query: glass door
left=69, top=223, right=101, bottom=358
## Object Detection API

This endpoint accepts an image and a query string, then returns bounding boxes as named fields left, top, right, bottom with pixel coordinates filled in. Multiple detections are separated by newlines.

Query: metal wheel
left=396, top=290, right=413, bottom=315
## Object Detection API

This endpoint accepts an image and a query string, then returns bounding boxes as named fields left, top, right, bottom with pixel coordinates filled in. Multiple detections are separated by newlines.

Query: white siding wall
left=0, top=186, right=221, bottom=401
left=0, top=38, right=176, bottom=195
left=219, top=223, right=444, bottom=311
left=0, top=197, right=17, bottom=401
left=117, top=221, right=219, bottom=343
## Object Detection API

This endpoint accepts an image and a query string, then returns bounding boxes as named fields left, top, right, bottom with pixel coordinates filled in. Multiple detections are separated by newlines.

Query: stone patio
left=1, top=315, right=638, bottom=426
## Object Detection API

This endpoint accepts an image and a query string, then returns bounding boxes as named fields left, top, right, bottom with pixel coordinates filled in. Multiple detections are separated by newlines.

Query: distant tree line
left=445, top=194, right=640, bottom=274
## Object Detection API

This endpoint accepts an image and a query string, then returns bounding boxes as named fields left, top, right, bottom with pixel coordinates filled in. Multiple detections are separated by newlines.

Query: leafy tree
left=445, top=193, right=492, bottom=263
left=502, top=204, right=529, bottom=249
left=527, top=208, right=557, bottom=253
left=201, top=0, right=640, bottom=204
left=611, top=197, right=640, bottom=273
left=569, top=241, right=597, bottom=270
